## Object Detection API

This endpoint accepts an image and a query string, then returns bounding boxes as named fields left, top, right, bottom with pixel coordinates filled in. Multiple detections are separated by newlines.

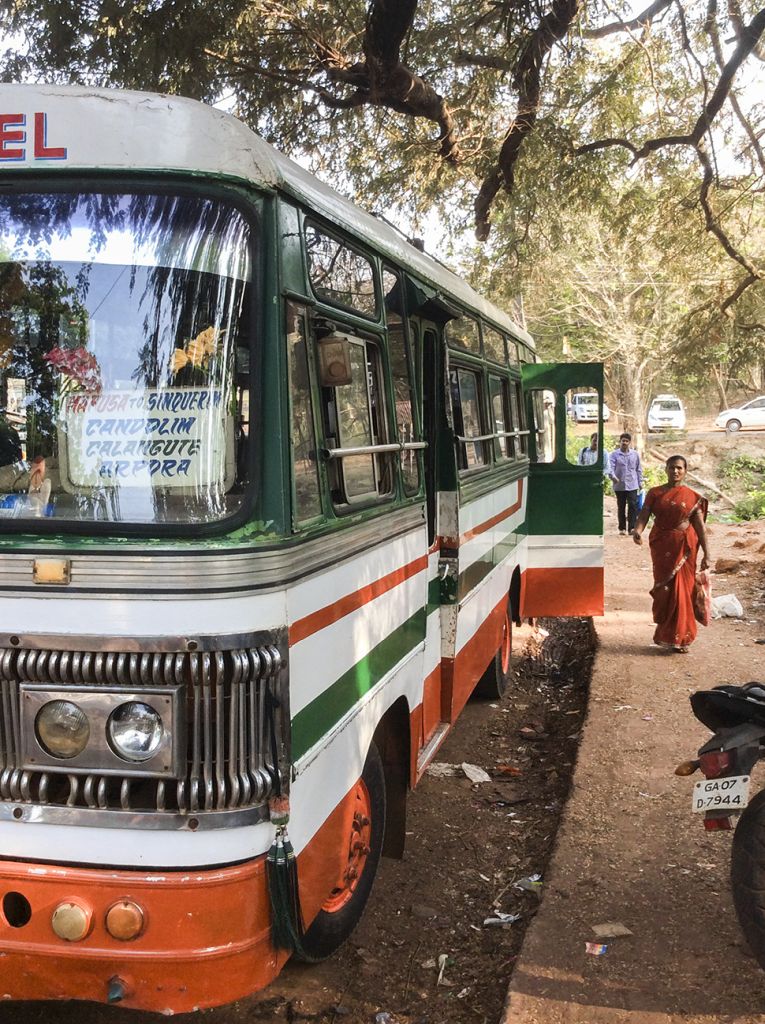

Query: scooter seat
left=691, top=683, right=765, bottom=732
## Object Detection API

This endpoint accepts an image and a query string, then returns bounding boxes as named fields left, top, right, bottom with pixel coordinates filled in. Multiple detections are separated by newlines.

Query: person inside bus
left=608, top=432, right=643, bottom=535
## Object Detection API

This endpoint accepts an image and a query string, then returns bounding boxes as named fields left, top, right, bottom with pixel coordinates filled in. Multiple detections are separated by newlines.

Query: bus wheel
left=296, top=741, right=386, bottom=962
left=474, top=606, right=513, bottom=699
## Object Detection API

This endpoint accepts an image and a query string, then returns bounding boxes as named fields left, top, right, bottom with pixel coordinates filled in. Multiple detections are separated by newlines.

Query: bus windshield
left=0, top=189, right=254, bottom=529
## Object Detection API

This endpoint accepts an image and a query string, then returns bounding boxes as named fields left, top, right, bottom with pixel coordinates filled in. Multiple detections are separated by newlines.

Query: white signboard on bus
left=58, top=387, right=235, bottom=491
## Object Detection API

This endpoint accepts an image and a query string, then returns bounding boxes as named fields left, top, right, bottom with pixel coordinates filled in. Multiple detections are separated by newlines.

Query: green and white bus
left=0, top=84, right=604, bottom=1012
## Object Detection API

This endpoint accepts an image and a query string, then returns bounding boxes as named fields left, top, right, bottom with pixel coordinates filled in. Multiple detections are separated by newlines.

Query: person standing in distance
left=609, top=432, right=643, bottom=535
left=578, top=432, right=609, bottom=472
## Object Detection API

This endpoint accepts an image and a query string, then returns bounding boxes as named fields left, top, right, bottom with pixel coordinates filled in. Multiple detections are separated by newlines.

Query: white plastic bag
left=711, top=593, right=744, bottom=619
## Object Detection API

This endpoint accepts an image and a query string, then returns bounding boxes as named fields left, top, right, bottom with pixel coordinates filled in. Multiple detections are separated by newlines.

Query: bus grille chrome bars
left=0, top=644, right=285, bottom=821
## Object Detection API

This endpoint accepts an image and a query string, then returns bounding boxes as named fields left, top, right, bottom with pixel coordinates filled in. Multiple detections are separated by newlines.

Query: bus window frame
left=0, top=174, right=262, bottom=540
left=382, top=265, right=424, bottom=499
left=285, top=300, right=326, bottom=529
left=450, top=359, right=491, bottom=475
left=303, top=219, right=380, bottom=322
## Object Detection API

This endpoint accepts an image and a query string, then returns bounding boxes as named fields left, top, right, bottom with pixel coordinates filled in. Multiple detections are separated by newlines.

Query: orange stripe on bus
left=521, top=566, right=604, bottom=617
left=438, top=478, right=524, bottom=550
left=289, top=553, right=429, bottom=646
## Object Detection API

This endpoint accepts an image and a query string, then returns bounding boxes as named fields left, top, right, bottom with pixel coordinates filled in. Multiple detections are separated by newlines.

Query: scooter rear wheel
left=731, top=789, right=765, bottom=967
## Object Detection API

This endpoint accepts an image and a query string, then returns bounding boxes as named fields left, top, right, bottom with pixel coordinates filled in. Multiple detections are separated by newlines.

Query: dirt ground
left=504, top=503, right=765, bottom=1024
left=2, top=480, right=765, bottom=1024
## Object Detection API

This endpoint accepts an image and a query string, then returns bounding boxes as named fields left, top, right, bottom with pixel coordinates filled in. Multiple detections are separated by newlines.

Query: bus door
left=413, top=317, right=453, bottom=765
left=520, top=363, right=605, bottom=617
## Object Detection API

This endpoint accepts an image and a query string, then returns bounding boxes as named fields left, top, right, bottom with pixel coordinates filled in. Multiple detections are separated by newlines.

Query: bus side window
left=383, top=268, right=420, bottom=496
left=286, top=303, right=322, bottom=525
left=489, top=374, right=511, bottom=460
left=511, top=380, right=528, bottom=458
left=320, top=332, right=393, bottom=507
left=450, top=366, right=487, bottom=471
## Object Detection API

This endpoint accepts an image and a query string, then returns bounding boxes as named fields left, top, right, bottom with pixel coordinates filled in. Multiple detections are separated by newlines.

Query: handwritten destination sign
left=58, top=387, right=234, bottom=491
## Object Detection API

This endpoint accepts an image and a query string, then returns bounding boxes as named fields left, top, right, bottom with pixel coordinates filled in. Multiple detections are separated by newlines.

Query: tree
left=2, top=0, right=764, bottom=340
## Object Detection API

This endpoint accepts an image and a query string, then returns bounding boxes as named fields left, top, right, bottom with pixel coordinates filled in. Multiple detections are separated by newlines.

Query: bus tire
left=474, top=605, right=513, bottom=700
left=731, top=789, right=765, bottom=970
left=296, top=741, right=386, bottom=962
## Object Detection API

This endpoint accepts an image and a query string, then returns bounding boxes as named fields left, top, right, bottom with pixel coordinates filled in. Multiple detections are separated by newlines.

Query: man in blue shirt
left=609, top=432, right=643, bottom=535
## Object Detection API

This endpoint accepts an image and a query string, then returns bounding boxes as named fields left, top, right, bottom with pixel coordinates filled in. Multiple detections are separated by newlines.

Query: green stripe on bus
left=427, top=575, right=441, bottom=612
left=457, top=525, right=521, bottom=600
left=291, top=607, right=427, bottom=760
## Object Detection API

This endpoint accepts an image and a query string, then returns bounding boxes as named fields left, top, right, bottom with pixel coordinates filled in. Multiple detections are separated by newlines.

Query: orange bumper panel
left=521, top=566, right=604, bottom=617
left=0, top=857, right=287, bottom=1013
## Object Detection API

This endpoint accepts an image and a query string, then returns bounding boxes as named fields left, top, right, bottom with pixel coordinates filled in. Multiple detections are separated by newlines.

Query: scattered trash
left=478, top=872, right=491, bottom=882
left=436, top=953, right=452, bottom=986
left=483, top=911, right=522, bottom=927
left=461, top=762, right=492, bottom=784
left=513, top=873, right=543, bottom=894
left=421, top=958, right=437, bottom=969
left=585, top=942, right=608, bottom=956
left=495, top=764, right=523, bottom=776
left=755, top=639, right=765, bottom=646
left=712, top=593, right=744, bottom=619
left=457, top=987, right=471, bottom=999
left=642, top=713, right=654, bottom=721
left=374, top=1014, right=397, bottom=1024
left=613, top=704, right=633, bottom=712
left=425, top=762, right=459, bottom=778
left=591, top=921, right=633, bottom=939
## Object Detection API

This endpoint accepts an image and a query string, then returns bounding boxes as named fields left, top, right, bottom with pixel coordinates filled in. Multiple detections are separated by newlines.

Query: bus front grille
left=0, top=643, right=287, bottom=826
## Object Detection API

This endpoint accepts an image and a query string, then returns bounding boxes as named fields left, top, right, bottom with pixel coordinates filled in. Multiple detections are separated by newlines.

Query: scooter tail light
left=704, top=814, right=733, bottom=831
left=699, top=750, right=733, bottom=779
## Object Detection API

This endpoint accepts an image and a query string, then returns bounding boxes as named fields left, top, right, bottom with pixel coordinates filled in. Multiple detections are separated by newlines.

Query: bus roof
left=0, top=84, right=534, bottom=349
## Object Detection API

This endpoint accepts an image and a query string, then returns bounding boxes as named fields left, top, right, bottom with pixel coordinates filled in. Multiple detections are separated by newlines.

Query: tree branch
left=582, top=0, right=673, bottom=38
left=475, top=0, right=581, bottom=239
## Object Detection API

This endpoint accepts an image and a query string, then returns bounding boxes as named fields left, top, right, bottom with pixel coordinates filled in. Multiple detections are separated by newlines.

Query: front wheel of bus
left=474, top=605, right=513, bottom=699
left=297, top=741, right=386, bottom=962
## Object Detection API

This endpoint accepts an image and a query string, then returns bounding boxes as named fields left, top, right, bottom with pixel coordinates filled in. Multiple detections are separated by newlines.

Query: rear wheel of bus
left=474, top=602, right=513, bottom=699
left=297, top=741, right=386, bottom=962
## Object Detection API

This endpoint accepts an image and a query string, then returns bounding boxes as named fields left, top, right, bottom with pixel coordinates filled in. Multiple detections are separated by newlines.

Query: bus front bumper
left=0, top=855, right=286, bottom=1013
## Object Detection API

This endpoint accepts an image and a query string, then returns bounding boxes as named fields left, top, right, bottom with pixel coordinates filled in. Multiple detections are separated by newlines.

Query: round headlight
left=35, top=700, right=90, bottom=759
left=107, top=702, right=163, bottom=762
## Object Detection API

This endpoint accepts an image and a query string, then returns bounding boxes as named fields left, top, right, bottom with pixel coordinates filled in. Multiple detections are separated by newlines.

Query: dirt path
left=504, top=501, right=765, bottom=1024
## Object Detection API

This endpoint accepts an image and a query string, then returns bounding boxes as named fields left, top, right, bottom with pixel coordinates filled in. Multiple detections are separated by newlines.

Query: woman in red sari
left=632, top=455, right=711, bottom=652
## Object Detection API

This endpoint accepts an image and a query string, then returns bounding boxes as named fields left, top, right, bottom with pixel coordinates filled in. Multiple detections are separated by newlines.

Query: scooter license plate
left=692, top=774, right=750, bottom=813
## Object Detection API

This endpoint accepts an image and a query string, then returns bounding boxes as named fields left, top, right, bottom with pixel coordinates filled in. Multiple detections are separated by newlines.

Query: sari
left=644, top=484, right=708, bottom=649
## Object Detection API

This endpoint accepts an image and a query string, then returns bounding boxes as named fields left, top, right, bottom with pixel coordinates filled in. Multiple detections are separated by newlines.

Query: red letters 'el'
left=34, top=113, right=67, bottom=159
left=0, top=114, right=25, bottom=159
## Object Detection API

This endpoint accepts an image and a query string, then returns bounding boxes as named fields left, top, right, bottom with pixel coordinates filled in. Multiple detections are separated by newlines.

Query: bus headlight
left=35, top=700, right=90, bottom=759
left=107, top=702, right=164, bottom=762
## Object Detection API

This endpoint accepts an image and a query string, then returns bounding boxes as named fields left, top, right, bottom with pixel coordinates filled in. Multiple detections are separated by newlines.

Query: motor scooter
left=678, top=682, right=765, bottom=968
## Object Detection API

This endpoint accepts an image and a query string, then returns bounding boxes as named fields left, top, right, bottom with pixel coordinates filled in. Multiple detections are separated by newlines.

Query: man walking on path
left=609, top=432, right=643, bottom=534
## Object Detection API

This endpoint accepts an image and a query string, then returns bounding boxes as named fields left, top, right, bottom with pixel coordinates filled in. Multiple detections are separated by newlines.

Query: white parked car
left=715, top=396, right=765, bottom=432
left=647, top=395, right=686, bottom=431
left=568, top=392, right=610, bottom=423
